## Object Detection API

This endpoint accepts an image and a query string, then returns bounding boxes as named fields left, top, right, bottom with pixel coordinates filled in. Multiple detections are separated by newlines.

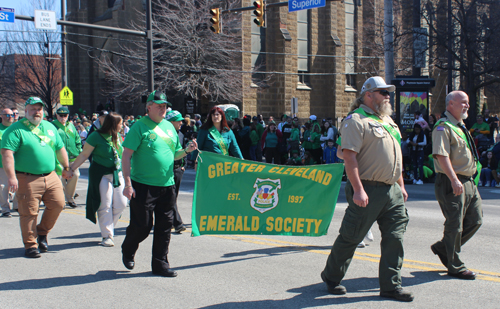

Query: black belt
left=361, top=180, right=391, bottom=186
left=16, top=171, right=50, bottom=177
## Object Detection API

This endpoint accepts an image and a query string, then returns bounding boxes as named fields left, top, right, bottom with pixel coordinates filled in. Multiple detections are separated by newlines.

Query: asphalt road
left=1, top=163, right=499, bottom=308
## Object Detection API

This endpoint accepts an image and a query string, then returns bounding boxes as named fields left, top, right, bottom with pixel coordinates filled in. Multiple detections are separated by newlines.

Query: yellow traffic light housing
left=253, top=0, right=265, bottom=27
left=209, top=8, right=221, bottom=34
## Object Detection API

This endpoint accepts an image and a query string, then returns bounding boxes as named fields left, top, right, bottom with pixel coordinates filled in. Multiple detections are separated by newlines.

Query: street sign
left=34, top=10, right=57, bottom=30
left=60, top=86, right=74, bottom=106
left=0, top=7, right=14, bottom=23
left=288, top=0, right=326, bottom=12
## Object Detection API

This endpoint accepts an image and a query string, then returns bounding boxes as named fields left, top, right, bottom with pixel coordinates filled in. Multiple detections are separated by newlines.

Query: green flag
left=192, top=152, right=344, bottom=237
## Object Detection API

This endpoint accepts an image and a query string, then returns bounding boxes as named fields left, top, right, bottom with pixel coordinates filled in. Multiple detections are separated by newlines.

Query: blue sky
left=0, top=0, right=62, bottom=30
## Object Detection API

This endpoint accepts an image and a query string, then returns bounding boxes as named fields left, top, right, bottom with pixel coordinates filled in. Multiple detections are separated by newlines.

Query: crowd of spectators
left=402, top=109, right=500, bottom=187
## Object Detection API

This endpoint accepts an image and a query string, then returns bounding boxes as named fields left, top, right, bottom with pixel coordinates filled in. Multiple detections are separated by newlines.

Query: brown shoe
left=448, top=269, right=476, bottom=280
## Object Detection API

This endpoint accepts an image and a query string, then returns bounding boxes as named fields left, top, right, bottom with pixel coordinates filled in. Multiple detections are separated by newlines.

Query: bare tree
left=423, top=0, right=500, bottom=122
left=1, top=0, right=62, bottom=118
left=98, top=0, right=244, bottom=105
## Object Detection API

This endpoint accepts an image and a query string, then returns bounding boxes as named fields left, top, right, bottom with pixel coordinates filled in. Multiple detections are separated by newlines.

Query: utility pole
left=447, top=0, right=452, bottom=93
left=412, top=0, right=421, bottom=77
left=61, top=0, right=67, bottom=87
left=146, top=0, right=153, bottom=93
left=384, top=0, right=394, bottom=106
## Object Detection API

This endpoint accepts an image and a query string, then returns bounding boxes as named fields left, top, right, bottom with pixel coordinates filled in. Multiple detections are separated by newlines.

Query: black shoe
left=25, top=248, right=41, bottom=258
left=38, top=235, right=48, bottom=252
left=122, top=255, right=135, bottom=270
left=67, top=202, right=78, bottom=208
left=74, top=193, right=79, bottom=199
left=448, top=269, right=476, bottom=280
left=1, top=212, right=12, bottom=218
left=321, top=271, right=346, bottom=295
left=152, top=269, right=178, bottom=277
left=431, top=243, right=448, bottom=267
left=174, top=225, right=187, bottom=233
left=380, top=288, right=414, bottom=302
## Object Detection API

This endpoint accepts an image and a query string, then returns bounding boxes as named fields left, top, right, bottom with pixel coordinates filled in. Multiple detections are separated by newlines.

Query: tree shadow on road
left=0, top=270, right=152, bottom=291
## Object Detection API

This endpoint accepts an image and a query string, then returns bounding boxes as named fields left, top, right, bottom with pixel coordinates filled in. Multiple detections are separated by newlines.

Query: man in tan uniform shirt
left=431, top=90, right=482, bottom=280
left=321, top=77, right=413, bottom=302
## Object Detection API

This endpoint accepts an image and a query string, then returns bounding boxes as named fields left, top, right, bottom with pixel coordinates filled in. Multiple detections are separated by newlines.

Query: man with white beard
left=431, top=91, right=482, bottom=280
left=321, top=77, right=413, bottom=302
left=1, top=97, right=73, bottom=258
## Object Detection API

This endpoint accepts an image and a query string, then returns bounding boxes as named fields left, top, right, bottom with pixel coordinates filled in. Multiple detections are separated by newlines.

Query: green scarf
left=209, top=126, right=229, bottom=155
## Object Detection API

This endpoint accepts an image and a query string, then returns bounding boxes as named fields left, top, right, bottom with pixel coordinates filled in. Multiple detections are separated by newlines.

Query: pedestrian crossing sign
left=60, top=86, right=73, bottom=106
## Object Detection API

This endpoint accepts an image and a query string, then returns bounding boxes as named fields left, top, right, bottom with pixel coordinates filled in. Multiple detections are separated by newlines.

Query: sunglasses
left=374, top=90, right=391, bottom=96
left=57, top=114, right=69, bottom=117
left=2, top=114, right=14, bottom=118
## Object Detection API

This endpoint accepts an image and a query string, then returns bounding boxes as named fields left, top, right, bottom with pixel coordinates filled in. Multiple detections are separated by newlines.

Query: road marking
left=61, top=209, right=500, bottom=282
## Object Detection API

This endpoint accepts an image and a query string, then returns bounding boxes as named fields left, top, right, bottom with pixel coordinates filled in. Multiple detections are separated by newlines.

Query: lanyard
left=353, top=108, right=401, bottom=144
left=139, top=117, right=176, bottom=153
left=208, top=126, right=229, bottom=156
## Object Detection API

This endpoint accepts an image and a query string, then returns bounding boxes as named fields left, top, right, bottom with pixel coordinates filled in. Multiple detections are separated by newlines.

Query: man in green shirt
left=53, top=106, right=82, bottom=208
left=1, top=97, right=73, bottom=258
left=469, top=115, right=490, bottom=138
left=121, top=91, right=197, bottom=277
left=0, top=108, right=16, bottom=217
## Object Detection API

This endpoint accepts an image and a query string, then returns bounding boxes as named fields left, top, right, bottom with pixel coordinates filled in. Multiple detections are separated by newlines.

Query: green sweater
left=310, top=131, right=322, bottom=149
left=250, top=130, right=259, bottom=146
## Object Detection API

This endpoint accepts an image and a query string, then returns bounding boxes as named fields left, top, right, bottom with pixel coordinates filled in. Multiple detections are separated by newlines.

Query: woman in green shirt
left=70, top=113, right=127, bottom=247
left=194, top=107, right=243, bottom=162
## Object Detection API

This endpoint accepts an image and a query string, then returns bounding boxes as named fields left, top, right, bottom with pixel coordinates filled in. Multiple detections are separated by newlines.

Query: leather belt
left=16, top=171, right=50, bottom=177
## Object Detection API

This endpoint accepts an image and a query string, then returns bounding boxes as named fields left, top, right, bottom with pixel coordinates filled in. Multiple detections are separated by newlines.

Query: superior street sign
left=288, top=0, right=326, bottom=12
left=0, top=7, right=15, bottom=23
left=34, top=10, right=57, bottom=30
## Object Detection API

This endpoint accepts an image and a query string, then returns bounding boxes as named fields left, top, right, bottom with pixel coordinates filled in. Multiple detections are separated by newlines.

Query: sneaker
left=496, top=183, right=500, bottom=188
left=416, top=179, right=424, bottom=185
left=412, top=179, right=417, bottom=184
left=101, top=237, right=114, bottom=247
left=364, top=229, right=374, bottom=242
left=357, top=241, right=366, bottom=248
left=1, top=212, right=12, bottom=218
left=485, top=181, right=490, bottom=187
left=478, top=181, right=482, bottom=186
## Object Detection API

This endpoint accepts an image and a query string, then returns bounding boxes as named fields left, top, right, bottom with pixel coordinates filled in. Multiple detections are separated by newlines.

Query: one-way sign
left=0, top=7, right=15, bottom=23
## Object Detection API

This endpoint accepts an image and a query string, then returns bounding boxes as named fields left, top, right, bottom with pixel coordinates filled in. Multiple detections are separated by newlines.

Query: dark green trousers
left=433, top=173, right=482, bottom=274
left=323, top=180, right=409, bottom=292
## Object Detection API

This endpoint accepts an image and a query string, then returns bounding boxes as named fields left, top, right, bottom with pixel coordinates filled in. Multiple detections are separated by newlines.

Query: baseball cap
left=56, top=107, right=69, bottom=115
left=309, top=115, right=317, bottom=121
left=147, top=91, right=171, bottom=105
left=98, top=110, right=109, bottom=117
left=361, top=76, right=396, bottom=94
left=166, top=110, right=184, bottom=122
left=25, top=97, right=44, bottom=107
left=268, top=121, right=276, bottom=126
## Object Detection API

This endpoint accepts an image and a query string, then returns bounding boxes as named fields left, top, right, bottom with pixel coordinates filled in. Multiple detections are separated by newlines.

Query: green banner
left=192, top=152, right=344, bottom=237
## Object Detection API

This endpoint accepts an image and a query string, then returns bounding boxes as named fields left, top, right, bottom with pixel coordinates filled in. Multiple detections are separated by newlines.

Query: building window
left=297, top=9, right=310, bottom=85
left=251, top=13, right=266, bottom=84
left=345, top=0, right=356, bottom=90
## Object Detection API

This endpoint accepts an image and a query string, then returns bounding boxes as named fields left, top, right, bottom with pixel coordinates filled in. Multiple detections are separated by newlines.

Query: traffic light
left=209, top=8, right=220, bottom=34
left=253, top=0, right=265, bottom=27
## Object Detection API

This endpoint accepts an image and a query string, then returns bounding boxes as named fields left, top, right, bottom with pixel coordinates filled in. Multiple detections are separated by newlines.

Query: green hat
left=147, top=91, right=171, bottom=105
left=25, top=97, right=44, bottom=107
left=56, top=107, right=70, bottom=115
left=166, top=110, right=184, bottom=122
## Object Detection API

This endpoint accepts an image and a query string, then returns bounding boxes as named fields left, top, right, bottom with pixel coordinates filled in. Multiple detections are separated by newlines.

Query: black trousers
left=265, top=147, right=280, bottom=164
left=173, top=167, right=185, bottom=228
left=122, top=180, right=176, bottom=272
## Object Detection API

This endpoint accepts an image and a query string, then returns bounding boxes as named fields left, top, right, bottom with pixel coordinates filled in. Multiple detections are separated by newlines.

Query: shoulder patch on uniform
left=345, top=115, right=352, bottom=120
left=436, top=126, right=445, bottom=131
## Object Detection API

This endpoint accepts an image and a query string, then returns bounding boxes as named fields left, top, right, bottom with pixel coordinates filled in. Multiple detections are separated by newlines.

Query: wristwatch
left=64, top=167, right=72, bottom=171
